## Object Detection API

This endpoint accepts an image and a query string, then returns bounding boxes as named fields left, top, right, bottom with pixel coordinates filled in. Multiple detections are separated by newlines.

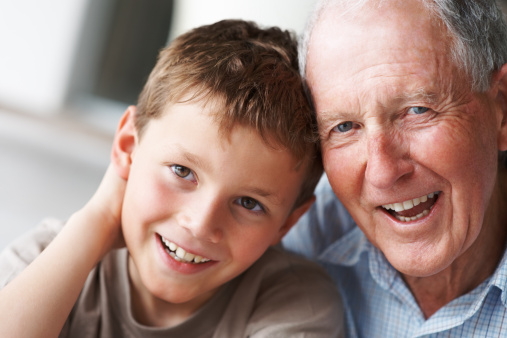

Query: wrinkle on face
left=308, top=0, right=505, bottom=288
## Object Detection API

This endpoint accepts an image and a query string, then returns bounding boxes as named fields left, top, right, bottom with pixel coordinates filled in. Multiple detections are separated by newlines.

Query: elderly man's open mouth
left=381, top=192, right=441, bottom=222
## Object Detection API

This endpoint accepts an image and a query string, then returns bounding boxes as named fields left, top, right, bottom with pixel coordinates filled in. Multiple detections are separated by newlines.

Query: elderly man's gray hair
left=300, top=0, right=507, bottom=92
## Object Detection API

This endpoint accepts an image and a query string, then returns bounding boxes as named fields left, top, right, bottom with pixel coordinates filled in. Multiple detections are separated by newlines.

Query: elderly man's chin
left=360, top=212, right=481, bottom=279
left=377, top=240, right=462, bottom=278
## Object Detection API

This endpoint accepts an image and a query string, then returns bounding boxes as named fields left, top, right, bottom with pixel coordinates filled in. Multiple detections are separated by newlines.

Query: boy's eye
left=408, top=106, right=429, bottom=115
left=236, top=197, right=264, bottom=212
left=333, top=121, right=353, bottom=133
left=170, top=165, right=195, bottom=181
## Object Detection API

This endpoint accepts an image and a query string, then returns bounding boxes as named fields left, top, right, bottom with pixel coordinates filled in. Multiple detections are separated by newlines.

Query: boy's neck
left=127, top=256, right=215, bottom=328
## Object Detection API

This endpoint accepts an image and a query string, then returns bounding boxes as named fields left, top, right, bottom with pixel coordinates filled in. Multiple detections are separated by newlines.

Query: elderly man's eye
left=408, top=106, right=429, bottom=115
left=333, top=121, right=354, bottom=133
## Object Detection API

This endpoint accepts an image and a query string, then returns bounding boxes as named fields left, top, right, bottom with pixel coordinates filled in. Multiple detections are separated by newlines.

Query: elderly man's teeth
left=160, top=236, right=210, bottom=264
left=395, top=209, right=429, bottom=222
left=382, top=192, right=438, bottom=212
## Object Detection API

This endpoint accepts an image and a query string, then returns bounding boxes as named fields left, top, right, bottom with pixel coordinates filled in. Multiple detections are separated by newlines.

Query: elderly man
left=283, top=0, right=507, bottom=336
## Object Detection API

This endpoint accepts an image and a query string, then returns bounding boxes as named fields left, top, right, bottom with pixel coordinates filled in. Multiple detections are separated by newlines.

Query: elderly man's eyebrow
left=315, top=89, right=440, bottom=128
left=316, top=111, right=355, bottom=127
left=399, top=88, right=439, bottom=103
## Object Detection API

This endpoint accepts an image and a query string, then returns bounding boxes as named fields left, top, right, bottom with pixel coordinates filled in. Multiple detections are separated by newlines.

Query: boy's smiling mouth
left=158, top=234, right=211, bottom=264
left=381, top=192, right=440, bottom=222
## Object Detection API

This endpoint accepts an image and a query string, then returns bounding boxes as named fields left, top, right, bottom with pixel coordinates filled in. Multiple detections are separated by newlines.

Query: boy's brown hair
left=135, top=19, right=322, bottom=208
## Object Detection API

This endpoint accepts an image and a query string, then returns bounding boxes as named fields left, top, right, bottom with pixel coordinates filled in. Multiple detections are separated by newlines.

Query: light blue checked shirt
left=283, top=175, right=507, bottom=337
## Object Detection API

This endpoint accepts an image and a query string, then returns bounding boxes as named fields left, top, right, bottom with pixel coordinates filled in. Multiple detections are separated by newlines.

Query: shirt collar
left=317, top=226, right=368, bottom=266
left=487, top=245, right=507, bottom=308
left=366, top=234, right=507, bottom=334
left=366, top=238, right=507, bottom=309
left=317, top=224, right=507, bottom=327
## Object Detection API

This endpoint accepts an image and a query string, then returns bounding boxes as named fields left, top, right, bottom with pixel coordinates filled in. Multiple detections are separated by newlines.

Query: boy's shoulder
left=0, top=220, right=344, bottom=337
left=247, top=245, right=335, bottom=284
left=0, top=218, right=63, bottom=288
left=215, top=246, right=344, bottom=337
left=237, top=246, right=341, bottom=302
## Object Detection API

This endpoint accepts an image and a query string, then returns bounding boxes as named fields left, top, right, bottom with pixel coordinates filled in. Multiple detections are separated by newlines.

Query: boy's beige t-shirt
left=0, top=219, right=344, bottom=337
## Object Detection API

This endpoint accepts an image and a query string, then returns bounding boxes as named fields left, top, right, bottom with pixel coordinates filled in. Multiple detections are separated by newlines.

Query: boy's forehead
left=143, top=98, right=304, bottom=169
left=157, top=95, right=271, bottom=142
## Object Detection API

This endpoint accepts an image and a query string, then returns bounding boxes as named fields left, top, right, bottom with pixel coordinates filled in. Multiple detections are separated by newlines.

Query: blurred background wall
left=0, top=0, right=315, bottom=250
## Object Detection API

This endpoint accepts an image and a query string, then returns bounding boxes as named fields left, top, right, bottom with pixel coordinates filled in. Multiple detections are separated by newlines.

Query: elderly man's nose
left=364, top=133, right=413, bottom=189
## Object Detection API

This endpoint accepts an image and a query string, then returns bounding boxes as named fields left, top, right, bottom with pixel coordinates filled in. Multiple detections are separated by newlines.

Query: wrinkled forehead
left=315, top=0, right=434, bottom=18
left=304, top=0, right=476, bottom=122
left=306, top=0, right=455, bottom=83
left=310, top=0, right=444, bottom=53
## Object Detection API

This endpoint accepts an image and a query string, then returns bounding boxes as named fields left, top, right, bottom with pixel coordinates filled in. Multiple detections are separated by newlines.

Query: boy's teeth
left=184, top=252, right=196, bottom=262
left=160, top=236, right=210, bottom=264
left=176, top=247, right=186, bottom=259
left=381, top=192, right=440, bottom=222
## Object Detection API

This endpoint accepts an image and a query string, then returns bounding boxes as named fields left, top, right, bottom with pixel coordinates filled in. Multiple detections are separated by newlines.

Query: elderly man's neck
left=403, top=169, right=507, bottom=319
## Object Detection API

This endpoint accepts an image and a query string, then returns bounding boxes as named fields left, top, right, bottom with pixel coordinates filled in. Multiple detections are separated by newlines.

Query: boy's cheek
left=123, top=179, right=172, bottom=226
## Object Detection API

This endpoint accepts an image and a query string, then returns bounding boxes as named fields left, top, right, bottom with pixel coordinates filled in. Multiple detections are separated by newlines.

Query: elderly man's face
left=307, top=0, right=507, bottom=277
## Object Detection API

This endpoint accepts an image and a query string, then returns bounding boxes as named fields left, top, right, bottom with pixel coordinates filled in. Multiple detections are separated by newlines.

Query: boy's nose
left=177, top=195, right=223, bottom=243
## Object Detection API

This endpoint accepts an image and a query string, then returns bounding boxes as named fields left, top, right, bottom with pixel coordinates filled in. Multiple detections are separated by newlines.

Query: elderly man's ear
left=111, top=106, right=138, bottom=180
left=493, top=64, right=507, bottom=152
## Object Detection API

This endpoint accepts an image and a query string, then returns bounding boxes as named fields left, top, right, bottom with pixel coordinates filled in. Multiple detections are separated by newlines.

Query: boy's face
left=120, top=99, right=311, bottom=311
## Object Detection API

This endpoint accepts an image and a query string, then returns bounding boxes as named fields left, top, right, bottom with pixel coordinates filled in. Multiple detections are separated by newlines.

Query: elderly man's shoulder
left=283, top=174, right=358, bottom=259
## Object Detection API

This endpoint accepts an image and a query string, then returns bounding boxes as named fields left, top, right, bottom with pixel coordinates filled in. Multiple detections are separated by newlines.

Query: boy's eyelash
left=171, top=164, right=190, bottom=177
left=235, top=197, right=267, bottom=214
left=169, top=164, right=197, bottom=182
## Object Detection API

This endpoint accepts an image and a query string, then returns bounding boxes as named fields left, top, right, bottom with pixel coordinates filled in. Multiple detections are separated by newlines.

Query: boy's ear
left=492, top=64, right=507, bottom=151
left=111, top=106, right=138, bottom=180
left=270, top=195, right=316, bottom=245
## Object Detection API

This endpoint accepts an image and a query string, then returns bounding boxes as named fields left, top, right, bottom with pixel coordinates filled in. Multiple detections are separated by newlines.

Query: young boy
left=0, top=20, right=343, bottom=337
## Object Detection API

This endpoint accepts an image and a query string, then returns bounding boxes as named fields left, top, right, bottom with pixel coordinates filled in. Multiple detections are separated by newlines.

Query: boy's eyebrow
left=243, top=187, right=283, bottom=206
left=182, top=151, right=212, bottom=172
